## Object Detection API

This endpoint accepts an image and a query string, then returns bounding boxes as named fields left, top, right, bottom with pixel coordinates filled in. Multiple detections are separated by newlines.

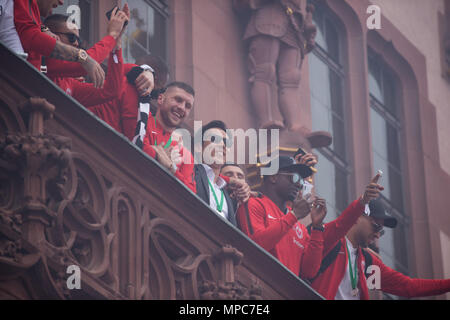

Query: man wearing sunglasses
left=310, top=198, right=450, bottom=300
left=42, top=8, right=124, bottom=82
left=43, top=9, right=128, bottom=110
left=237, top=155, right=329, bottom=279
left=14, top=0, right=106, bottom=88
left=52, top=30, right=81, bottom=47
left=193, top=121, right=251, bottom=226
left=43, top=10, right=156, bottom=138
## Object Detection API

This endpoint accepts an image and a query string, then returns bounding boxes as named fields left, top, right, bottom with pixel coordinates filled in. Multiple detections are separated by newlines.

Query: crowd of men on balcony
left=2, top=0, right=450, bottom=300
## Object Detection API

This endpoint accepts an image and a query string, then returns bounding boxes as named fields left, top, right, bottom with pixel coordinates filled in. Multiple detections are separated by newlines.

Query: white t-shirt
left=202, top=164, right=228, bottom=220
left=0, top=0, right=25, bottom=54
left=335, top=237, right=361, bottom=300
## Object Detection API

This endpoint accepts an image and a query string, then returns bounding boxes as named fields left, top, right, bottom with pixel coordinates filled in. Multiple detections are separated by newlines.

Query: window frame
left=117, top=0, right=170, bottom=64
left=368, top=51, right=411, bottom=285
left=309, top=1, right=351, bottom=218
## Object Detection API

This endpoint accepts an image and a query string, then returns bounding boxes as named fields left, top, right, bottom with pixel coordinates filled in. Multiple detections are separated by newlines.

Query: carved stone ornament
left=198, top=245, right=262, bottom=300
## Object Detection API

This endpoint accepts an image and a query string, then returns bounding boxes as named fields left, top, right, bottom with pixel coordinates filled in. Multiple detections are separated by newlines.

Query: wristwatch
left=140, top=64, right=155, bottom=75
left=77, top=49, right=88, bottom=63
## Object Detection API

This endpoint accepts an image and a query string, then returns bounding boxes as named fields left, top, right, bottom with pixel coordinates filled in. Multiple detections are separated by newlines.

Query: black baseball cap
left=264, top=156, right=314, bottom=179
left=367, top=199, right=398, bottom=228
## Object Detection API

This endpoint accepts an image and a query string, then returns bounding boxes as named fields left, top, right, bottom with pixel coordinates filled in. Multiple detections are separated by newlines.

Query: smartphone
left=293, top=147, right=306, bottom=160
left=106, top=6, right=129, bottom=27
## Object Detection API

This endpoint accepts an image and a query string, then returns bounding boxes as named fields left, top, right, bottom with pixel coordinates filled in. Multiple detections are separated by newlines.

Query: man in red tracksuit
left=311, top=198, right=450, bottom=300
left=141, top=82, right=196, bottom=193
left=237, top=156, right=326, bottom=279
left=47, top=9, right=127, bottom=109
left=237, top=159, right=383, bottom=280
left=14, top=0, right=105, bottom=87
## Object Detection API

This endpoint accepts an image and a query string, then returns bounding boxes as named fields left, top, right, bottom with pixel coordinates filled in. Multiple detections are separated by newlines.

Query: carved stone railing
left=0, top=43, right=322, bottom=300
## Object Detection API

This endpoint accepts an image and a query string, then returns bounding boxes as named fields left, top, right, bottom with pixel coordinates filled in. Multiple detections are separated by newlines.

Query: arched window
left=308, top=1, right=348, bottom=221
left=368, top=50, right=409, bottom=279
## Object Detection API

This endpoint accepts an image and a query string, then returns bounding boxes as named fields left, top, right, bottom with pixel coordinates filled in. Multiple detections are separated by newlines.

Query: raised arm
left=372, top=253, right=450, bottom=298
left=299, top=197, right=327, bottom=279
left=322, top=173, right=383, bottom=254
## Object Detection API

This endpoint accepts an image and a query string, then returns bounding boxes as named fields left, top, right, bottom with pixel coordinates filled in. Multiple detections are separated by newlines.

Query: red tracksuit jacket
left=54, top=49, right=123, bottom=108
left=112, top=68, right=142, bottom=140
left=312, top=238, right=450, bottom=300
left=142, top=118, right=196, bottom=193
left=237, top=195, right=324, bottom=278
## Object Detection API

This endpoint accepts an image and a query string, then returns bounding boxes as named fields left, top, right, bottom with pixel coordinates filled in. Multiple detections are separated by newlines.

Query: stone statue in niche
left=234, top=0, right=317, bottom=131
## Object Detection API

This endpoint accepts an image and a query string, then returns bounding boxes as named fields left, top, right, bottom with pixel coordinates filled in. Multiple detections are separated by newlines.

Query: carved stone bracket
left=198, top=245, right=262, bottom=300
left=0, top=97, right=72, bottom=246
left=213, top=245, right=243, bottom=284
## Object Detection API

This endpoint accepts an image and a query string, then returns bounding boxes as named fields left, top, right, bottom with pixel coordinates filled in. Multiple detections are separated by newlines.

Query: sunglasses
left=366, top=217, right=383, bottom=233
left=54, top=32, right=82, bottom=45
left=372, top=221, right=384, bottom=233
left=209, top=135, right=231, bottom=147
left=278, top=172, right=304, bottom=186
left=362, top=214, right=384, bottom=233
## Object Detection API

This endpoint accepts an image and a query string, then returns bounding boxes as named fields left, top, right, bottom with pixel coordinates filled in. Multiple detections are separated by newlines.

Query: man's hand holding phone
left=106, top=5, right=130, bottom=40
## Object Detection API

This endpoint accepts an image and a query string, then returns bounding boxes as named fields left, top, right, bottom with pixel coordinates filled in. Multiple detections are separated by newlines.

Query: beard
left=160, top=108, right=182, bottom=128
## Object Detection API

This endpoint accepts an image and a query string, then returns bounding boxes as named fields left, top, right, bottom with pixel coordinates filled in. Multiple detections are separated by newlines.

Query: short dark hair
left=220, top=163, right=246, bottom=174
left=165, top=81, right=195, bottom=97
left=194, top=120, right=232, bottom=148
left=202, top=120, right=227, bottom=135
left=44, top=14, right=70, bottom=31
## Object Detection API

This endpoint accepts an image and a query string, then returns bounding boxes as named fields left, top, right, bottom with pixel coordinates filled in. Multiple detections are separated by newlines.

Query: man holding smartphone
left=237, top=157, right=384, bottom=281
left=14, top=0, right=105, bottom=87
left=237, top=155, right=327, bottom=279
left=310, top=196, right=450, bottom=300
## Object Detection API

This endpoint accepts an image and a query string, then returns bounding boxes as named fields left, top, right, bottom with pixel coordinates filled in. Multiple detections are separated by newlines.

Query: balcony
left=0, top=43, right=322, bottom=300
